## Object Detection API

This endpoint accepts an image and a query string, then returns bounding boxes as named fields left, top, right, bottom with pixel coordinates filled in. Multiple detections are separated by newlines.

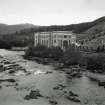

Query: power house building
left=34, top=31, right=76, bottom=49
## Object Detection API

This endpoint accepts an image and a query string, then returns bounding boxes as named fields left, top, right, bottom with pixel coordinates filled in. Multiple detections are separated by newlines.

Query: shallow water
left=0, top=49, right=105, bottom=105
left=66, top=75, right=105, bottom=105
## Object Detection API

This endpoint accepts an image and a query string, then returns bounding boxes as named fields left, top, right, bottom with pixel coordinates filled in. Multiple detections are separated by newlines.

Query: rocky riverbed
left=0, top=49, right=105, bottom=105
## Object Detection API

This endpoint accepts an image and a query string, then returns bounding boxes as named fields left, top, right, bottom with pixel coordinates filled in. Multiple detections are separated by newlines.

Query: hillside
left=79, top=17, right=105, bottom=47
left=0, top=16, right=105, bottom=35
left=0, top=23, right=39, bottom=35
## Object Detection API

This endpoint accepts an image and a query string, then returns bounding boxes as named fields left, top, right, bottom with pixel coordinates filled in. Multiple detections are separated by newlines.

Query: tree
left=48, top=46, right=64, bottom=60
left=86, top=54, right=105, bottom=73
left=61, top=45, right=82, bottom=66
left=101, top=45, right=104, bottom=52
left=96, top=46, right=101, bottom=52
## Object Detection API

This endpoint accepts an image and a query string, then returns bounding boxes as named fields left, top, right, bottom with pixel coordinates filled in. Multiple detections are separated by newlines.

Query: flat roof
left=35, top=31, right=73, bottom=33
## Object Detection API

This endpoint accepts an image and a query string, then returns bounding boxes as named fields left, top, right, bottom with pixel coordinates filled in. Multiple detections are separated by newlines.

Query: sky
left=0, top=0, right=105, bottom=25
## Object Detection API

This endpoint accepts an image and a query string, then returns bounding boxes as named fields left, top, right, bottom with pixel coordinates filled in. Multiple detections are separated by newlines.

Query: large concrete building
left=34, top=31, right=76, bottom=49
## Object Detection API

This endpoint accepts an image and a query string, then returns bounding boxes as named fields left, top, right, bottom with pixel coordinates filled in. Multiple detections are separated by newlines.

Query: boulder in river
left=0, top=64, right=4, bottom=72
left=69, top=91, right=78, bottom=97
left=3, top=61, right=11, bottom=64
left=8, top=70, right=16, bottom=74
left=66, top=96, right=80, bottom=102
left=53, top=86, right=60, bottom=90
left=6, top=79, right=16, bottom=82
left=46, top=71, right=53, bottom=74
left=66, top=90, right=80, bottom=103
left=58, top=84, right=66, bottom=88
left=98, top=81, right=105, bottom=86
left=49, top=99, right=58, bottom=105
left=0, top=79, right=16, bottom=83
left=24, top=95, right=30, bottom=100
left=53, top=84, right=66, bottom=90
left=24, top=89, right=42, bottom=100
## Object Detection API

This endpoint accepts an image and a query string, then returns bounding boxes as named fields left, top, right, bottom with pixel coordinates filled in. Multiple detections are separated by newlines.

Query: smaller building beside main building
left=34, top=31, right=76, bottom=49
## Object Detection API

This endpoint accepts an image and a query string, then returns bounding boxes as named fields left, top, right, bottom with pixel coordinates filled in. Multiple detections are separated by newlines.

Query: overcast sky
left=0, top=0, right=105, bottom=25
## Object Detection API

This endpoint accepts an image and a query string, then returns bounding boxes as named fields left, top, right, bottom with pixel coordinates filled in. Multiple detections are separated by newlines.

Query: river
left=0, top=49, right=105, bottom=105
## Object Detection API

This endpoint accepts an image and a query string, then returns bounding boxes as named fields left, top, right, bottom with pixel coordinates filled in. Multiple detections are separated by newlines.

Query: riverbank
left=24, top=56, right=83, bottom=78
left=25, top=55, right=105, bottom=83
left=85, top=72, right=105, bottom=82
left=26, top=55, right=105, bottom=88
left=84, top=71, right=105, bottom=88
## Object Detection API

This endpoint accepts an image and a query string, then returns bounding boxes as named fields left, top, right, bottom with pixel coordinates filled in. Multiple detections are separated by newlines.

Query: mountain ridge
left=0, top=23, right=39, bottom=35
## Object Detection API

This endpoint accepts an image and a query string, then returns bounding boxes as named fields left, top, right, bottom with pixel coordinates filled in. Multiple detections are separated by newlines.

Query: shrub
left=25, top=44, right=85, bottom=66
left=61, top=45, right=82, bottom=66
left=47, top=46, right=64, bottom=60
left=32, top=45, right=48, bottom=57
left=86, top=53, right=105, bottom=73
left=0, top=39, right=12, bottom=49
left=25, top=44, right=64, bottom=60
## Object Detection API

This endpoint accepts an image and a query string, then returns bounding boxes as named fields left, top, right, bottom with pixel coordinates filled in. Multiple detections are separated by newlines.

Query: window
left=58, top=35, right=61, bottom=38
left=42, top=40, right=43, bottom=44
left=69, top=36, right=71, bottom=38
left=47, top=40, right=48, bottom=45
left=54, top=35, right=56, bottom=38
left=69, top=40, right=71, bottom=45
left=43, top=40, right=45, bottom=45
left=61, top=40, right=62, bottom=47
left=64, top=35, right=67, bottom=38
left=54, top=40, right=56, bottom=43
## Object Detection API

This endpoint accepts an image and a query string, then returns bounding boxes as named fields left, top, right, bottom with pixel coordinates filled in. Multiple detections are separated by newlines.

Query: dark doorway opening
left=63, top=40, right=68, bottom=48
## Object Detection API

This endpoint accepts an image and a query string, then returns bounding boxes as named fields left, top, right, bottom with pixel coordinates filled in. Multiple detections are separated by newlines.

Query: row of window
left=35, top=39, right=72, bottom=47
left=52, top=40, right=71, bottom=46
left=40, top=35, right=49, bottom=38
left=53, top=40, right=71, bottom=47
left=41, top=40, right=49, bottom=46
left=35, top=39, right=71, bottom=44
left=52, top=35, right=71, bottom=38
left=35, top=35, right=72, bottom=39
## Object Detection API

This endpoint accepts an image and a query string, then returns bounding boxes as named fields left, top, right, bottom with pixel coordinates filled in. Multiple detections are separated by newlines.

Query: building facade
left=34, top=31, right=76, bottom=49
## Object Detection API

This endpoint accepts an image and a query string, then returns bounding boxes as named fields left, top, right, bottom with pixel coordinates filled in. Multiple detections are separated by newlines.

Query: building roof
left=35, top=31, right=73, bottom=34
